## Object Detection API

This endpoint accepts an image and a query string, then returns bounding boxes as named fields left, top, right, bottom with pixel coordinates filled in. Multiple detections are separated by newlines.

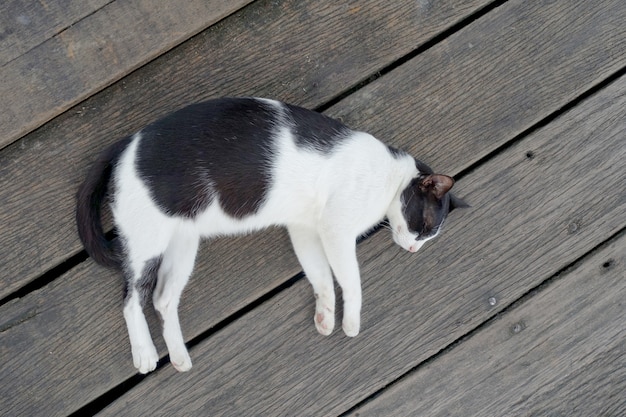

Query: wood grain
left=350, top=233, right=626, bottom=417
left=98, top=71, right=626, bottom=416
left=0, top=0, right=254, bottom=150
left=0, top=0, right=491, bottom=298
left=327, top=0, right=626, bottom=175
left=0, top=228, right=302, bottom=417
left=1, top=0, right=624, bottom=415
left=0, top=0, right=109, bottom=66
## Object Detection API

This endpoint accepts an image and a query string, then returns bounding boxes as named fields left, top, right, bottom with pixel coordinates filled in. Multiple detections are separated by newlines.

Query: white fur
left=112, top=126, right=420, bottom=373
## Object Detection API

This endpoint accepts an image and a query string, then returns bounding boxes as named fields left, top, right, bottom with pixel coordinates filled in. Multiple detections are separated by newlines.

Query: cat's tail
left=76, top=136, right=132, bottom=270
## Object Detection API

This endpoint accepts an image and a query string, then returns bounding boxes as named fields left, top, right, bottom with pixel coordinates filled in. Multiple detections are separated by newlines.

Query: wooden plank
left=0, top=0, right=493, bottom=298
left=98, top=71, right=626, bottom=415
left=0, top=230, right=302, bottom=417
left=0, top=1, right=496, bottom=413
left=327, top=0, right=626, bottom=175
left=1, top=1, right=624, bottom=414
left=0, top=0, right=254, bottom=150
left=349, top=234, right=626, bottom=417
left=0, top=0, right=110, bottom=66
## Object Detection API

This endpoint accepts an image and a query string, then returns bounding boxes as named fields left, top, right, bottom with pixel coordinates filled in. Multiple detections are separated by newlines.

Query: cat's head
left=389, top=170, right=468, bottom=253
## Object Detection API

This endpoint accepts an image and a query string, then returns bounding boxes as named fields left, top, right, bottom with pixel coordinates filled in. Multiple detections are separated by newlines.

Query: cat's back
left=136, top=97, right=350, bottom=157
left=136, top=97, right=279, bottom=172
left=121, top=97, right=357, bottom=221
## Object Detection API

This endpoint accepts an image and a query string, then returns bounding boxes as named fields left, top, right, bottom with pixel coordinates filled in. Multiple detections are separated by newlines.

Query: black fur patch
left=414, top=158, right=434, bottom=175
left=285, top=103, right=350, bottom=153
left=137, top=256, right=162, bottom=307
left=401, top=159, right=448, bottom=239
left=387, top=145, right=406, bottom=159
left=124, top=256, right=162, bottom=307
left=76, top=136, right=131, bottom=270
left=401, top=179, right=450, bottom=239
left=135, top=98, right=278, bottom=218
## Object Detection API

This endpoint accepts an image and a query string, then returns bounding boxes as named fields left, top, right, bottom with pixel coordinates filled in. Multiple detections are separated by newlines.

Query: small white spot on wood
left=488, top=296, right=497, bottom=306
left=512, top=322, right=524, bottom=333
left=417, top=0, right=433, bottom=11
left=16, top=15, right=31, bottom=25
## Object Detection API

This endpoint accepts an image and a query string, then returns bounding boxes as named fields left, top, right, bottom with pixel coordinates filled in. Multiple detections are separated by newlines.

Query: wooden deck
left=1, top=1, right=624, bottom=415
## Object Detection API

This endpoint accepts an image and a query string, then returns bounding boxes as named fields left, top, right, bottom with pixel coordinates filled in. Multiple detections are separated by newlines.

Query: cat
left=76, top=97, right=468, bottom=374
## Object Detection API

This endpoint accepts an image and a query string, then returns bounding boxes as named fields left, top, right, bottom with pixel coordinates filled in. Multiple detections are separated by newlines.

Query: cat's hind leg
left=153, top=225, right=199, bottom=372
left=288, top=225, right=335, bottom=335
left=122, top=253, right=163, bottom=374
left=119, top=216, right=175, bottom=374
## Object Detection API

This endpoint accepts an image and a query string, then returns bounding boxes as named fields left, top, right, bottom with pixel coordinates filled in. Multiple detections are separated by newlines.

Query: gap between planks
left=0, top=0, right=496, bottom=299
left=2, top=1, right=620, bottom=414
left=0, top=0, right=113, bottom=66
left=346, top=229, right=626, bottom=416
left=0, top=0, right=254, bottom=150
left=75, top=68, right=626, bottom=417
left=340, top=226, right=626, bottom=416
left=96, top=66, right=626, bottom=415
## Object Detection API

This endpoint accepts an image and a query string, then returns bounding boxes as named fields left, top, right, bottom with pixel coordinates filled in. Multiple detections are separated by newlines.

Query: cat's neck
left=391, top=153, right=419, bottom=197
left=384, top=152, right=418, bottom=226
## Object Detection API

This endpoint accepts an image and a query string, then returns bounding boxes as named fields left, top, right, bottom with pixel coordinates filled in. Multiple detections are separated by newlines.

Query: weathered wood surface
left=0, top=0, right=109, bottom=65
left=99, top=74, right=626, bottom=415
left=0, top=0, right=254, bottom=150
left=0, top=0, right=494, bottom=299
left=350, top=233, right=626, bottom=417
left=0, top=0, right=494, bottom=415
left=0, top=0, right=624, bottom=415
left=330, top=0, right=626, bottom=174
left=0, top=230, right=302, bottom=417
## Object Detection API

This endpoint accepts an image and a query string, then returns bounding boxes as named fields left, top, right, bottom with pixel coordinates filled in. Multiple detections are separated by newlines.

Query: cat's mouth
left=392, top=232, right=425, bottom=253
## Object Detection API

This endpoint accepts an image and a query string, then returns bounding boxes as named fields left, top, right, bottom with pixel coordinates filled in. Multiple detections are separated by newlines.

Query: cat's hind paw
left=132, top=344, right=159, bottom=374
left=342, top=317, right=360, bottom=337
left=170, top=349, right=192, bottom=372
left=314, top=309, right=335, bottom=336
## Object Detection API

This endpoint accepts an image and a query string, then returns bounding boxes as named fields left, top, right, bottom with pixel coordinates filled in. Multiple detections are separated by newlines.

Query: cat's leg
left=318, top=233, right=361, bottom=337
left=119, top=215, right=175, bottom=374
left=153, top=227, right=199, bottom=372
left=288, top=225, right=336, bottom=335
left=122, top=255, right=162, bottom=374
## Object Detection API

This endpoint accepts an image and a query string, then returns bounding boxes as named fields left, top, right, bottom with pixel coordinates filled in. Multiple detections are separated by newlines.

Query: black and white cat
left=76, top=97, right=467, bottom=374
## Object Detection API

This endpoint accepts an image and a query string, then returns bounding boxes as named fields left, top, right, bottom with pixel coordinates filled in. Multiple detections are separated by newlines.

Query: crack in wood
left=0, top=307, right=39, bottom=333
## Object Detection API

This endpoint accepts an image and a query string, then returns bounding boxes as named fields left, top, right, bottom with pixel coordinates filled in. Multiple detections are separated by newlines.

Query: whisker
left=379, top=220, right=393, bottom=232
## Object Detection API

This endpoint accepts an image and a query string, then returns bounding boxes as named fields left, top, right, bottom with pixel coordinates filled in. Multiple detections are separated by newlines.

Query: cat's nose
left=409, top=241, right=425, bottom=253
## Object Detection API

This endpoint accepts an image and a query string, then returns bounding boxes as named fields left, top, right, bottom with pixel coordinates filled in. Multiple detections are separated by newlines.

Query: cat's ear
left=449, top=193, right=470, bottom=211
left=419, top=174, right=454, bottom=199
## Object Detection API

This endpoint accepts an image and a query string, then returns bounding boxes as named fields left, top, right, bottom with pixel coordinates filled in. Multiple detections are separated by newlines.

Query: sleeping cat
left=76, top=97, right=467, bottom=374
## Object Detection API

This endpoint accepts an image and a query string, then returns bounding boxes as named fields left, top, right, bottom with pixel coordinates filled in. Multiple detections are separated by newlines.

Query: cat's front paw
left=170, top=349, right=192, bottom=372
left=132, top=344, right=159, bottom=374
left=314, top=308, right=335, bottom=336
left=342, top=316, right=360, bottom=337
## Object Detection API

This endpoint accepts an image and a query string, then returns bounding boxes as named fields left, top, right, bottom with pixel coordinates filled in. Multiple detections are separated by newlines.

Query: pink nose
left=409, top=245, right=417, bottom=253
